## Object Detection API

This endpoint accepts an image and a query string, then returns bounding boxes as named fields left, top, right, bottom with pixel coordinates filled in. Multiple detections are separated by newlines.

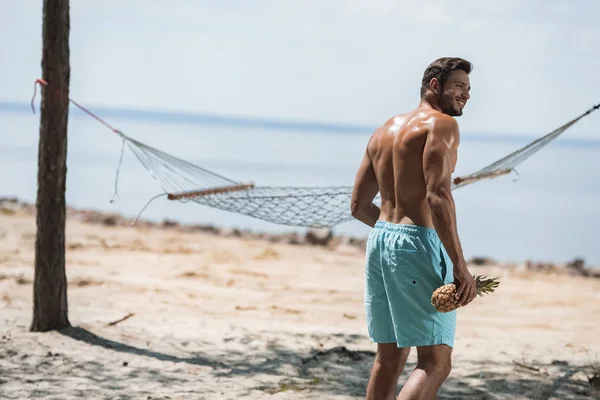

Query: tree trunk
left=30, top=0, right=71, bottom=332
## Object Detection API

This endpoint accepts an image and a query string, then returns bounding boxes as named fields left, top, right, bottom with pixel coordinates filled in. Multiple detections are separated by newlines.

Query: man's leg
left=366, top=343, right=411, bottom=400
left=397, top=344, right=452, bottom=400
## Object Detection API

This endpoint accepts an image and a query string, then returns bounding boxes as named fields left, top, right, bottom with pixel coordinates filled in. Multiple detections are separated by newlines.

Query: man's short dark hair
left=420, top=57, right=473, bottom=98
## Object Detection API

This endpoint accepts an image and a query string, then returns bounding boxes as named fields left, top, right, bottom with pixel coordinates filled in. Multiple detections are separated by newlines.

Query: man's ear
left=429, top=78, right=440, bottom=95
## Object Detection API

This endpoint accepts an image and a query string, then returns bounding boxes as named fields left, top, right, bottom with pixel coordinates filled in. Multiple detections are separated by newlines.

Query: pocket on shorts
left=438, top=245, right=454, bottom=285
left=389, top=234, right=429, bottom=284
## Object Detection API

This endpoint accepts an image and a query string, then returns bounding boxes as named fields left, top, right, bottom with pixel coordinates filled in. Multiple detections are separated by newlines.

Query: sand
left=1, top=208, right=600, bottom=399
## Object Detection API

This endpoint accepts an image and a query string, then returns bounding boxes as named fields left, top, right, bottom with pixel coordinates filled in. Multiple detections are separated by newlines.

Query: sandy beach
left=1, top=200, right=599, bottom=399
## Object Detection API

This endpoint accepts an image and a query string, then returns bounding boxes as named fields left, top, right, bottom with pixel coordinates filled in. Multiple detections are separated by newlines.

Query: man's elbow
left=425, top=186, right=451, bottom=207
left=350, top=200, right=363, bottom=219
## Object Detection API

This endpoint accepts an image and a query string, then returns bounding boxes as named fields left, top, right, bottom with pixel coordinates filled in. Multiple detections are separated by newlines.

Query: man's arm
left=423, top=116, right=476, bottom=307
left=350, top=147, right=380, bottom=228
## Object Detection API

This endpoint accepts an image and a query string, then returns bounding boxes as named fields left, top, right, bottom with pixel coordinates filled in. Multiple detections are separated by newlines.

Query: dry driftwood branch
left=513, top=360, right=546, bottom=374
left=105, top=312, right=135, bottom=327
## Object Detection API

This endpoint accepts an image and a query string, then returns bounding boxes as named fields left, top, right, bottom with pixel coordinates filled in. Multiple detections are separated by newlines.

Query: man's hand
left=453, top=266, right=476, bottom=307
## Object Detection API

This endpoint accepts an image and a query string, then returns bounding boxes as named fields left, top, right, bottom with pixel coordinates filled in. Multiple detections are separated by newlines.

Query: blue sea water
left=1, top=103, right=599, bottom=266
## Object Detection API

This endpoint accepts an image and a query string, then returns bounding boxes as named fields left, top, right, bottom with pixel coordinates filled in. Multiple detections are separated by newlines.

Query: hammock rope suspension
left=31, top=78, right=600, bottom=228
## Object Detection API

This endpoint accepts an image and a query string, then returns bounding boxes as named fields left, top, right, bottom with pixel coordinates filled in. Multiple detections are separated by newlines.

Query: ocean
left=1, top=103, right=600, bottom=266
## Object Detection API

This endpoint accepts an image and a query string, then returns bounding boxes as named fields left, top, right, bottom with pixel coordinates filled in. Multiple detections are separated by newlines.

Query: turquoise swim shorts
left=364, top=221, right=457, bottom=348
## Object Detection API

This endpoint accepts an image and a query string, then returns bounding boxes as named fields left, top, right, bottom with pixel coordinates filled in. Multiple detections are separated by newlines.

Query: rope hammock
left=31, top=78, right=600, bottom=228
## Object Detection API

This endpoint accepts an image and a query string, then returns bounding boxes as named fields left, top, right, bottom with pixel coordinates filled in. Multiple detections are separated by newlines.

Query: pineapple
left=431, top=275, right=500, bottom=313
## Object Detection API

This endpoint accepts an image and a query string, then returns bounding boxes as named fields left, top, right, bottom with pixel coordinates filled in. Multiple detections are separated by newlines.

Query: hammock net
left=115, top=135, right=356, bottom=228
left=32, top=78, right=600, bottom=229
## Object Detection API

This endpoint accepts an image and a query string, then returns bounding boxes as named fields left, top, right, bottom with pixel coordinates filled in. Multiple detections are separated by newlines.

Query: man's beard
left=438, top=92, right=462, bottom=117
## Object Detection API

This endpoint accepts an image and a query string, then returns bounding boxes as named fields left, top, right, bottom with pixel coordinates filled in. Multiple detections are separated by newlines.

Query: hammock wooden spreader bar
left=452, top=169, right=512, bottom=187
left=167, top=183, right=255, bottom=200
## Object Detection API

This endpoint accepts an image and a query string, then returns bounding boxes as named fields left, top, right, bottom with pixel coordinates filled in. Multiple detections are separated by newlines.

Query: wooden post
left=30, top=0, right=71, bottom=332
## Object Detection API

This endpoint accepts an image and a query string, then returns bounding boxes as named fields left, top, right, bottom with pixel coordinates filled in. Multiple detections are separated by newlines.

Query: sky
left=1, top=1, right=600, bottom=138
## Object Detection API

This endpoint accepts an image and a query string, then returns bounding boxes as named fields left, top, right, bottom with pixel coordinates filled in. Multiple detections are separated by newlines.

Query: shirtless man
left=350, top=57, right=477, bottom=399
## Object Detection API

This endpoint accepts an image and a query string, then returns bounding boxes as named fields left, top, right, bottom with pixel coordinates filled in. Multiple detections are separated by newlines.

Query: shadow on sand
left=60, top=326, right=227, bottom=369
left=53, top=326, right=598, bottom=399
left=439, top=360, right=597, bottom=400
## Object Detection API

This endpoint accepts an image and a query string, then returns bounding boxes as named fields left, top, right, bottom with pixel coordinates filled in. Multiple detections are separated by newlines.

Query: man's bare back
left=366, top=108, right=459, bottom=229
left=351, top=66, right=470, bottom=286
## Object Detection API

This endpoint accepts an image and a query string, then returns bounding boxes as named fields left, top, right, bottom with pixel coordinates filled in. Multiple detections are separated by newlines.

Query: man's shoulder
left=375, top=109, right=458, bottom=138
left=425, top=111, right=459, bottom=134
left=395, top=108, right=458, bottom=127
left=424, top=109, right=458, bottom=125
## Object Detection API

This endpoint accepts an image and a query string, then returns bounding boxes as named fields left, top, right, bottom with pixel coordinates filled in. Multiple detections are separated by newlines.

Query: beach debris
left=585, top=361, right=600, bottom=390
left=304, top=229, right=333, bottom=246
left=469, top=256, right=496, bottom=266
left=301, top=346, right=374, bottom=365
left=105, top=312, right=135, bottom=327
left=589, top=374, right=600, bottom=390
left=513, top=360, right=548, bottom=375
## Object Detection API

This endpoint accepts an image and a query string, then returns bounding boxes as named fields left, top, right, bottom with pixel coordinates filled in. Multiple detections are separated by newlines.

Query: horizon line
left=2, top=100, right=599, bottom=147
left=2, top=100, right=373, bottom=134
